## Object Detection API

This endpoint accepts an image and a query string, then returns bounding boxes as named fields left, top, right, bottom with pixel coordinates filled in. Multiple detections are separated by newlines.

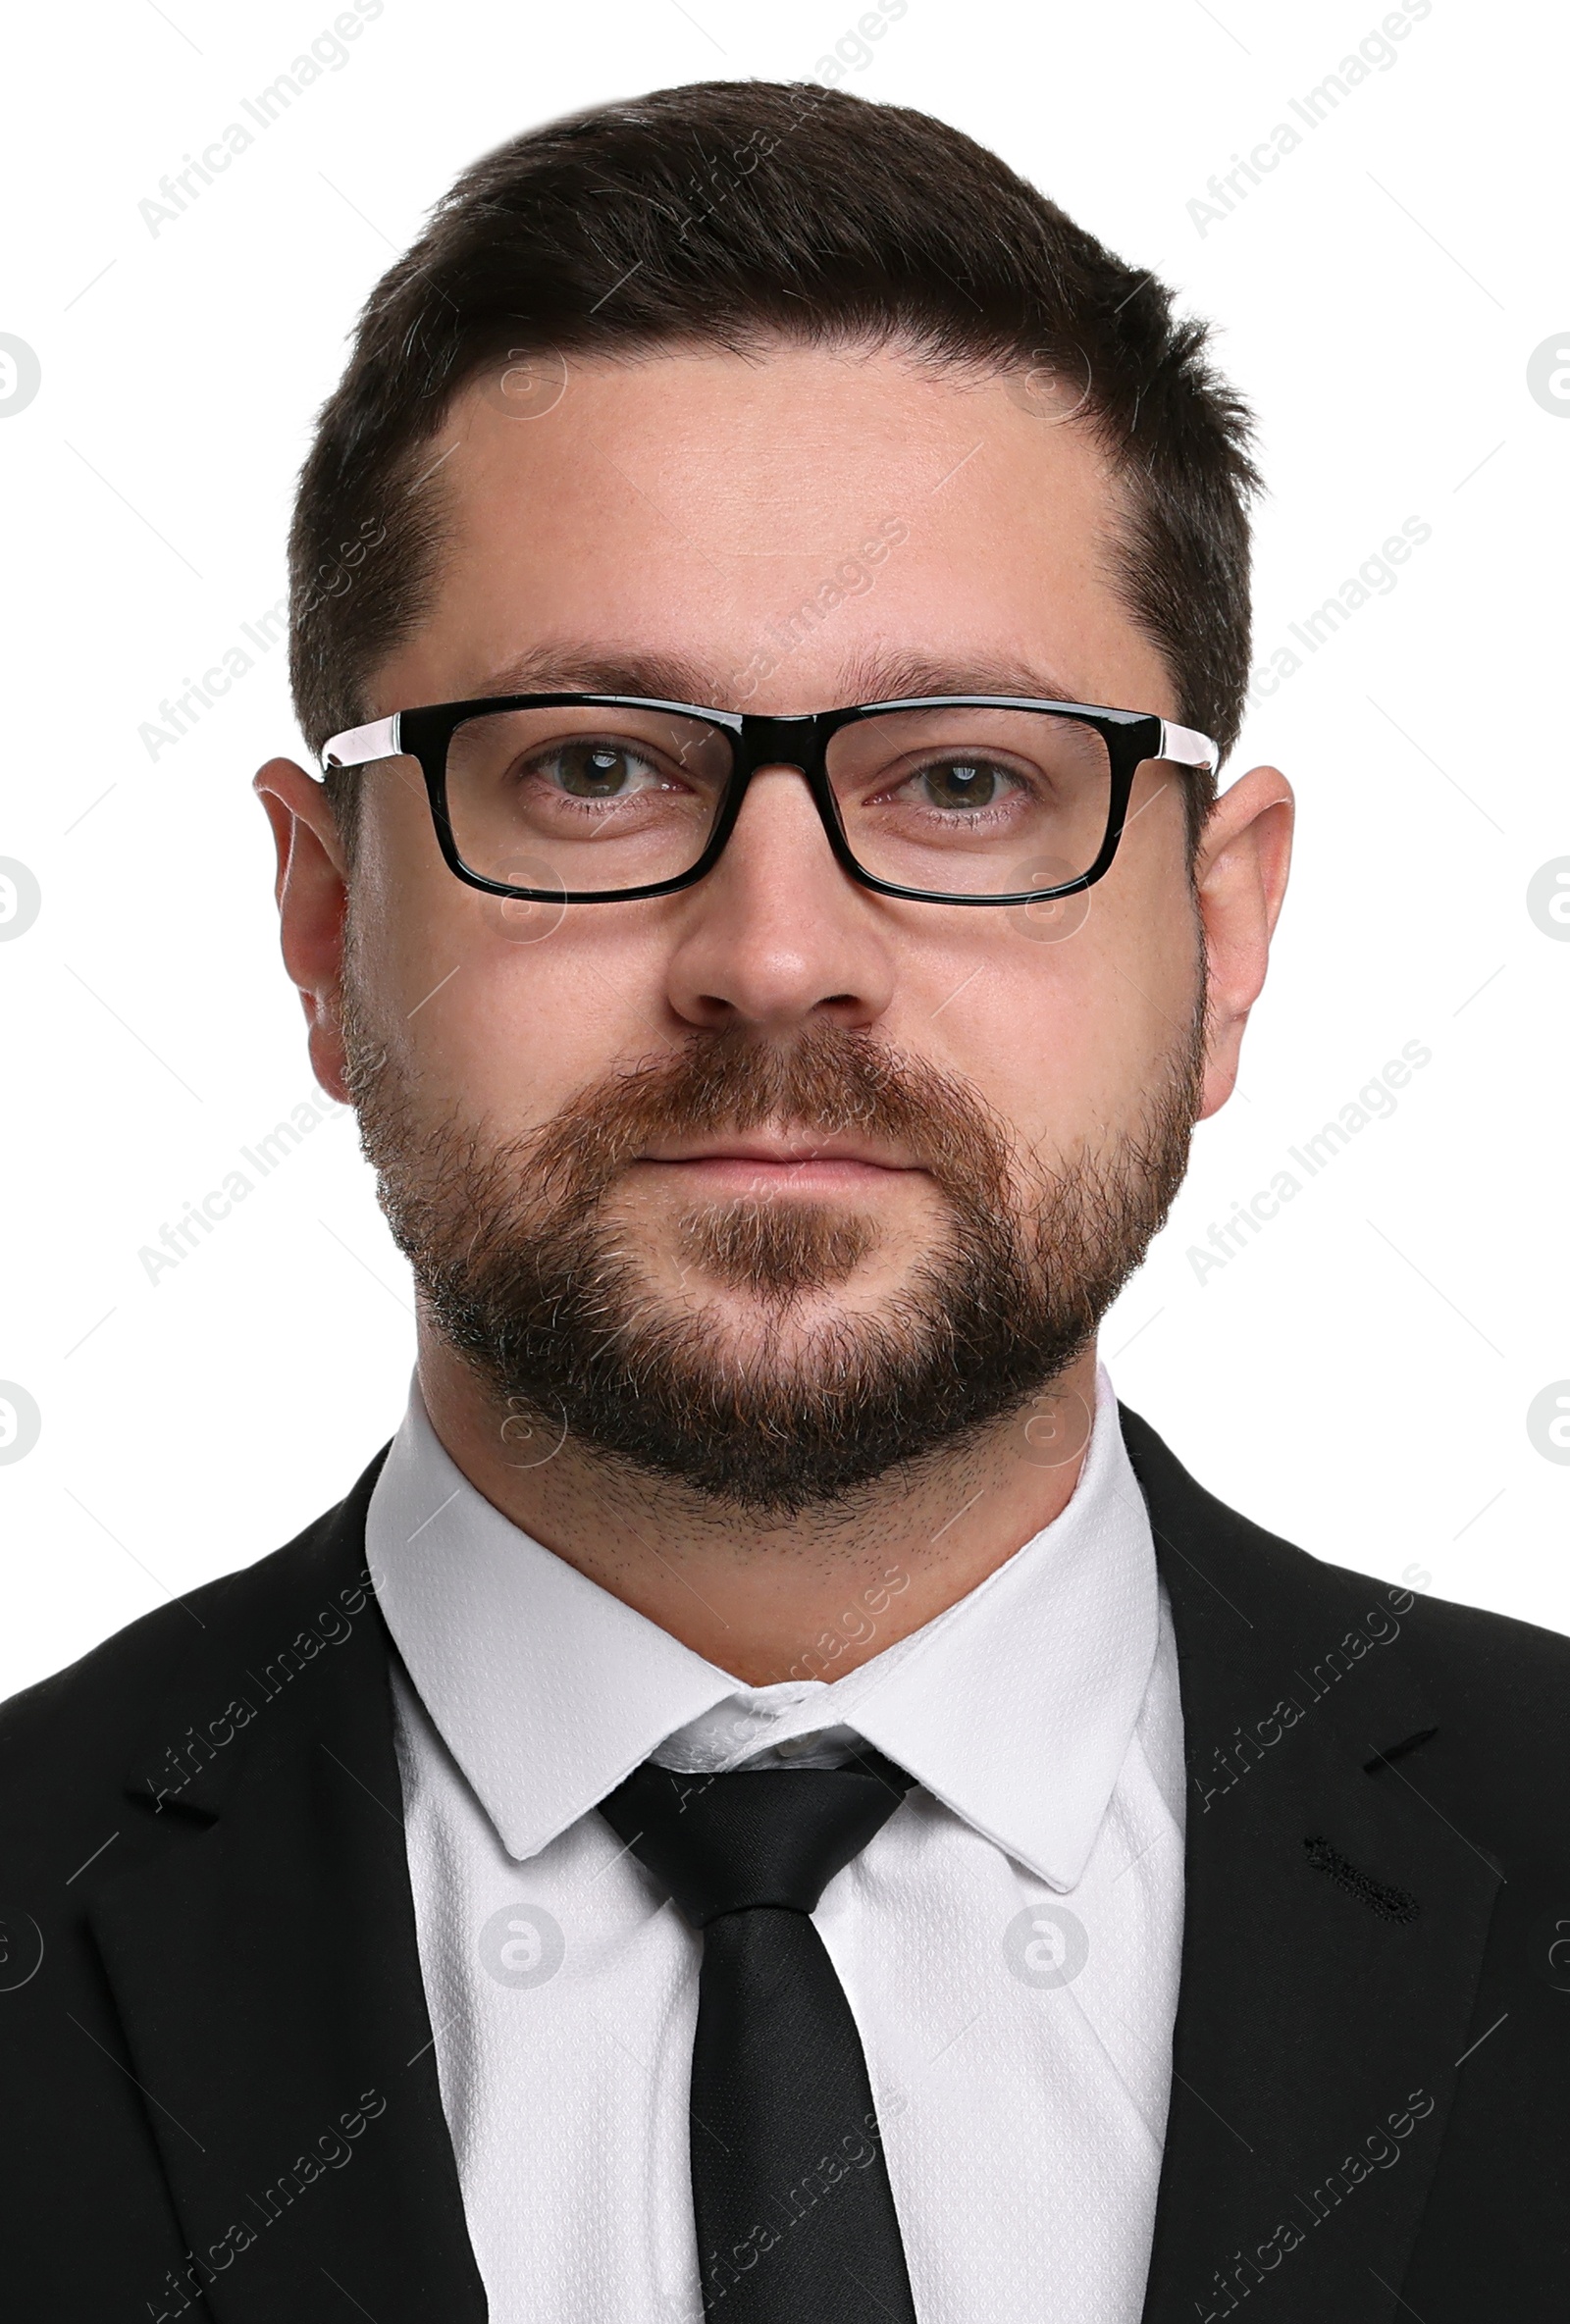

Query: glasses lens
left=824, top=706, right=1114, bottom=897
left=443, top=705, right=735, bottom=894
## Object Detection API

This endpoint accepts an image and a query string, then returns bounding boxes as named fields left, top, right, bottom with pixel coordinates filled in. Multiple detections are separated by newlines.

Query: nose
left=662, top=763, right=897, bottom=1034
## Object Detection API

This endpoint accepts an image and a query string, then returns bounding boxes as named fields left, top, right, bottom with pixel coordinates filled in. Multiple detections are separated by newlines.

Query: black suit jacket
left=3, top=1407, right=1567, bottom=2319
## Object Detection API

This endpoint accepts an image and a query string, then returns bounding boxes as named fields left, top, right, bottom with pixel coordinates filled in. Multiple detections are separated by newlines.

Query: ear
left=253, top=757, right=353, bottom=1103
left=1192, top=763, right=1294, bottom=1120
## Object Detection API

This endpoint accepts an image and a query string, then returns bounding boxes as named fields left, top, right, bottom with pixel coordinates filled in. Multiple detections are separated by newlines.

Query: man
left=2, top=77, right=1566, bottom=2324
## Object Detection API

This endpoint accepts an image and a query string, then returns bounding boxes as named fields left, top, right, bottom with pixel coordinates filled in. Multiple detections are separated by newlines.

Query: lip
left=634, top=1133, right=920, bottom=1189
left=640, top=1133, right=915, bottom=1170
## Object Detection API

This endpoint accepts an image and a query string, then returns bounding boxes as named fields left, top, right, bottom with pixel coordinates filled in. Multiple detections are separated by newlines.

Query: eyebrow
left=465, top=644, right=1106, bottom=713
left=468, top=646, right=710, bottom=701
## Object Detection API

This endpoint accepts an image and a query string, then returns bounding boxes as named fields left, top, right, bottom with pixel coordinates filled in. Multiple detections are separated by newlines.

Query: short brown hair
left=290, top=78, right=1258, bottom=849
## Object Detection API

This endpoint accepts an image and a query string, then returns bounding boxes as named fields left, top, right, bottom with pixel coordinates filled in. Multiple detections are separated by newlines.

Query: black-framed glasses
left=319, top=694, right=1217, bottom=907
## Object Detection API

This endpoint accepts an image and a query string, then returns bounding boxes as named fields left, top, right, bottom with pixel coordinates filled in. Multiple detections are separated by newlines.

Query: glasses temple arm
left=319, top=712, right=403, bottom=774
left=1158, top=719, right=1218, bottom=774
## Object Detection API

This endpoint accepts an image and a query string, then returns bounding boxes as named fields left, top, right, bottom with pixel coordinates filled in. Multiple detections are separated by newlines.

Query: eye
left=903, top=755, right=1024, bottom=813
left=531, top=741, right=671, bottom=800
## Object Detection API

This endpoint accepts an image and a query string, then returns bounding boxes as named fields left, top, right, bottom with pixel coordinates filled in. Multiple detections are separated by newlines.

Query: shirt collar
left=369, top=1366, right=1158, bottom=1891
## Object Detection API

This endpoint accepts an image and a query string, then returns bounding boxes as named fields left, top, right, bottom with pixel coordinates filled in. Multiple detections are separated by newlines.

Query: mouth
left=633, top=1130, right=922, bottom=1196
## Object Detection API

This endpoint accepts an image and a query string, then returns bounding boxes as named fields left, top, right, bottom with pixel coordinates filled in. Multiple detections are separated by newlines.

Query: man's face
left=269, top=343, right=1278, bottom=1512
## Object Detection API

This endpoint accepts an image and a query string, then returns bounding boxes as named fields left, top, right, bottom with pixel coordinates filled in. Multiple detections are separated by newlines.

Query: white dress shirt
left=369, top=1365, right=1185, bottom=2323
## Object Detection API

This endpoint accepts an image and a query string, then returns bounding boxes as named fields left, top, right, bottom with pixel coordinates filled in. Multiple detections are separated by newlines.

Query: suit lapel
left=85, top=1460, right=487, bottom=2324
left=1122, top=1408, right=1500, bottom=2323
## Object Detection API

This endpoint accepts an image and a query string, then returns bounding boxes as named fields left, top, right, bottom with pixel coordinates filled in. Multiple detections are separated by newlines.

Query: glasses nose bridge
left=732, top=710, right=831, bottom=782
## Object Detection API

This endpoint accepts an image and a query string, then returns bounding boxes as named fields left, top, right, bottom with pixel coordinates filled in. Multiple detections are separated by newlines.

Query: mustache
left=512, top=1019, right=1018, bottom=1217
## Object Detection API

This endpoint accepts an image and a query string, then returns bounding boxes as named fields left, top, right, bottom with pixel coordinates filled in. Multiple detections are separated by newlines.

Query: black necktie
left=600, top=1751, right=920, bottom=2322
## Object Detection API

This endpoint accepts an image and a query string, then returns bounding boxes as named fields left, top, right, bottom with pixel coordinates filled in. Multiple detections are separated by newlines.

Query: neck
left=414, top=1327, right=1099, bottom=1685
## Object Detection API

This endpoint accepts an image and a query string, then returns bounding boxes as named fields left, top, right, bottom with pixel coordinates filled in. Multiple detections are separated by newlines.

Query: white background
left=2, top=0, right=1565, bottom=1699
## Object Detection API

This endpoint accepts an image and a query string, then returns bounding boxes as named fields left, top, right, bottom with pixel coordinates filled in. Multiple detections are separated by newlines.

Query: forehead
left=376, top=343, right=1175, bottom=719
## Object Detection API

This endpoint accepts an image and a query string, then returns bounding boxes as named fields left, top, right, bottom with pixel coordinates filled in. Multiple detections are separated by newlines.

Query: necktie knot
left=601, top=1754, right=914, bottom=1928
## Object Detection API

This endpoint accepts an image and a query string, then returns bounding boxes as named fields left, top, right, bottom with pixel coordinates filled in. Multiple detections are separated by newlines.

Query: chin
left=690, top=1272, right=910, bottom=1346
left=613, top=1193, right=897, bottom=1317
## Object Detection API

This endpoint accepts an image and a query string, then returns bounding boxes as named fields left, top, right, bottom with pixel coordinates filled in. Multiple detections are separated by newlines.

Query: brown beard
left=344, top=1004, right=1206, bottom=1517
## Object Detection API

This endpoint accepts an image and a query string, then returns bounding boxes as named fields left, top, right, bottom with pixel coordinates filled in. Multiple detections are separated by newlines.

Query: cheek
left=908, top=881, right=1199, bottom=1156
left=1085, top=800, right=1206, bottom=1071
left=354, top=784, right=678, bottom=1125
left=402, top=908, right=672, bottom=1133
left=348, top=762, right=466, bottom=1012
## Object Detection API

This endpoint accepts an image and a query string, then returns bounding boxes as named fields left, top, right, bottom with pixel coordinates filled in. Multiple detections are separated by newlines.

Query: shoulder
left=0, top=1449, right=390, bottom=1856
left=1120, top=1400, right=1570, bottom=1736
